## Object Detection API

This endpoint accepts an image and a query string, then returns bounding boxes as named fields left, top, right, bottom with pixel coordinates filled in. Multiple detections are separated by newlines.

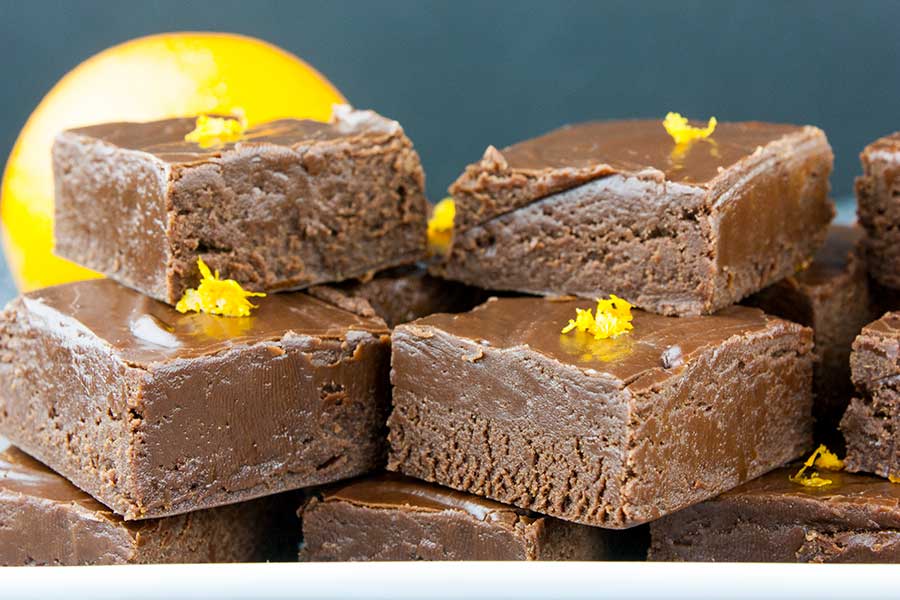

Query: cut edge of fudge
left=298, top=473, right=618, bottom=561
left=387, top=297, right=814, bottom=529
left=0, top=447, right=290, bottom=565
left=439, top=120, right=833, bottom=316
left=841, top=311, right=900, bottom=479
left=52, top=104, right=429, bottom=305
left=0, top=279, right=392, bottom=520
left=648, top=467, right=900, bottom=563
left=856, top=132, right=900, bottom=289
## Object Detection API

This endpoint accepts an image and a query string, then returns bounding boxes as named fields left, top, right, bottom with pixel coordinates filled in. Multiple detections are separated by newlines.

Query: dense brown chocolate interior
left=649, top=467, right=900, bottom=562
left=53, top=106, right=429, bottom=304
left=0, top=279, right=392, bottom=520
left=0, top=447, right=286, bottom=565
left=389, top=296, right=813, bottom=528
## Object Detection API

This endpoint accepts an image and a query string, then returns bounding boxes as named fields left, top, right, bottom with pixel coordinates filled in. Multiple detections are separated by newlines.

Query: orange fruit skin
left=2, top=32, right=346, bottom=292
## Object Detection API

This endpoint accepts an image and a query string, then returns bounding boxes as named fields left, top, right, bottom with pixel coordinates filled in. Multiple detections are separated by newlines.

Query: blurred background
left=0, top=0, right=898, bottom=301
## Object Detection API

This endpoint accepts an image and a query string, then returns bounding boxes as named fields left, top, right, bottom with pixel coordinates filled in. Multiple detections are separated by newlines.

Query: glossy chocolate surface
left=323, top=473, right=524, bottom=521
left=23, top=278, right=388, bottom=365
left=67, top=109, right=397, bottom=165
left=0, top=447, right=111, bottom=513
left=414, top=296, right=773, bottom=388
left=499, top=119, right=802, bottom=185
left=720, top=467, right=900, bottom=513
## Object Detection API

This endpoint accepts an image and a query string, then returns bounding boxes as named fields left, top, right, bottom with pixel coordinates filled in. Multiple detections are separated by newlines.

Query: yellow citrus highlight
left=663, top=112, right=717, bottom=145
left=561, top=295, right=634, bottom=340
left=175, top=258, right=265, bottom=317
left=184, top=113, right=247, bottom=148
left=2, top=32, right=345, bottom=292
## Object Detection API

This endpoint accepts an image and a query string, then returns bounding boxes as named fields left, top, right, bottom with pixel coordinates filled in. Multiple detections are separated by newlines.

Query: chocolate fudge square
left=649, top=467, right=900, bottom=563
left=0, top=278, right=391, bottom=519
left=308, top=265, right=489, bottom=328
left=857, top=132, right=900, bottom=289
left=299, top=473, right=634, bottom=561
left=388, top=297, right=814, bottom=529
left=0, top=447, right=291, bottom=566
left=53, top=105, right=428, bottom=304
left=440, top=120, right=834, bottom=316
left=744, top=225, right=877, bottom=439
left=841, top=312, right=900, bottom=480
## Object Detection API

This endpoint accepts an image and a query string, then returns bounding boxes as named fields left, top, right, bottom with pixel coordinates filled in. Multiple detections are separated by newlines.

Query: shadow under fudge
left=438, top=119, right=834, bottom=316
left=0, top=278, right=391, bottom=520
left=307, top=265, right=490, bottom=328
left=0, top=447, right=295, bottom=566
left=841, top=311, right=900, bottom=480
left=52, top=105, right=429, bottom=305
left=649, top=467, right=900, bottom=563
left=299, top=472, right=647, bottom=561
left=387, top=296, right=815, bottom=529
left=744, top=225, right=879, bottom=443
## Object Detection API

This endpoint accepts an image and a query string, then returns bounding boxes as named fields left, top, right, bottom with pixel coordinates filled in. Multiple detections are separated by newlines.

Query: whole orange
left=2, top=32, right=345, bottom=292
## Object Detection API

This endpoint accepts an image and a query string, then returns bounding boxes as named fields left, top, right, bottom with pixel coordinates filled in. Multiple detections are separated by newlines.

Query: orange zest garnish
left=175, top=258, right=265, bottom=317
left=427, top=197, right=455, bottom=255
left=561, top=295, right=634, bottom=340
left=789, top=444, right=844, bottom=488
left=663, top=112, right=717, bottom=145
left=184, top=110, right=247, bottom=148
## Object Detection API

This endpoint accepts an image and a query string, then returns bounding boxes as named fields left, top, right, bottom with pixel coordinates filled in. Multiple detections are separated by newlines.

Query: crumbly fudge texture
left=0, top=279, right=391, bottom=519
left=745, top=225, right=877, bottom=440
left=53, top=105, right=428, bottom=304
left=0, top=447, right=290, bottom=566
left=841, top=312, right=900, bottom=479
left=857, top=132, right=900, bottom=289
left=299, top=473, right=627, bottom=561
left=308, top=265, right=489, bottom=328
left=440, top=120, right=833, bottom=316
left=649, top=467, right=900, bottom=563
left=387, top=297, right=814, bottom=529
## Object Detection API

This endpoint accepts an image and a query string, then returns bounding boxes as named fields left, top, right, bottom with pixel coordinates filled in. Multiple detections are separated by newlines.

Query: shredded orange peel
left=427, top=197, right=455, bottom=254
left=184, top=109, right=248, bottom=148
left=175, top=258, right=265, bottom=317
left=663, top=112, right=717, bottom=145
left=789, top=444, right=844, bottom=488
left=561, top=295, right=634, bottom=340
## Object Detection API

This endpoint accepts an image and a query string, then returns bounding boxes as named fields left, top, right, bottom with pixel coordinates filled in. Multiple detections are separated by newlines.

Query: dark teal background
left=0, top=0, right=896, bottom=299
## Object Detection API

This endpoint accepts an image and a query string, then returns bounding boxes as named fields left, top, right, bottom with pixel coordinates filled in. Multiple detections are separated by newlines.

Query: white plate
left=1, top=561, right=897, bottom=600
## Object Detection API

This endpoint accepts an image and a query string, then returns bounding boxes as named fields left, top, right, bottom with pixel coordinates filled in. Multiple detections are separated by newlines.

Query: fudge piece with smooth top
left=388, top=297, right=814, bottom=528
left=440, top=120, right=833, bottom=316
left=649, top=467, right=900, bottom=563
left=0, top=278, right=391, bottom=519
left=53, top=105, right=428, bottom=304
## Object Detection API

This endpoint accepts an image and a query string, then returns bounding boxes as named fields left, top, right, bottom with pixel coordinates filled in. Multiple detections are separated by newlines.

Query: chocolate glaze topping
left=22, top=279, right=389, bottom=365
left=412, top=297, right=774, bottom=388
left=0, top=447, right=106, bottom=508
left=66, top=105, right=399, bottom=165
left=718, top=467, right=900, bottom=528
left=323, top=473, right=525, bottom=522
left=498, top=120, right=803, bottom=185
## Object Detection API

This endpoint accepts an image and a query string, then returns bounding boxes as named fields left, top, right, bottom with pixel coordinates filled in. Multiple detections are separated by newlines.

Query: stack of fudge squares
left=1, top=105, right=900, bottom=566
